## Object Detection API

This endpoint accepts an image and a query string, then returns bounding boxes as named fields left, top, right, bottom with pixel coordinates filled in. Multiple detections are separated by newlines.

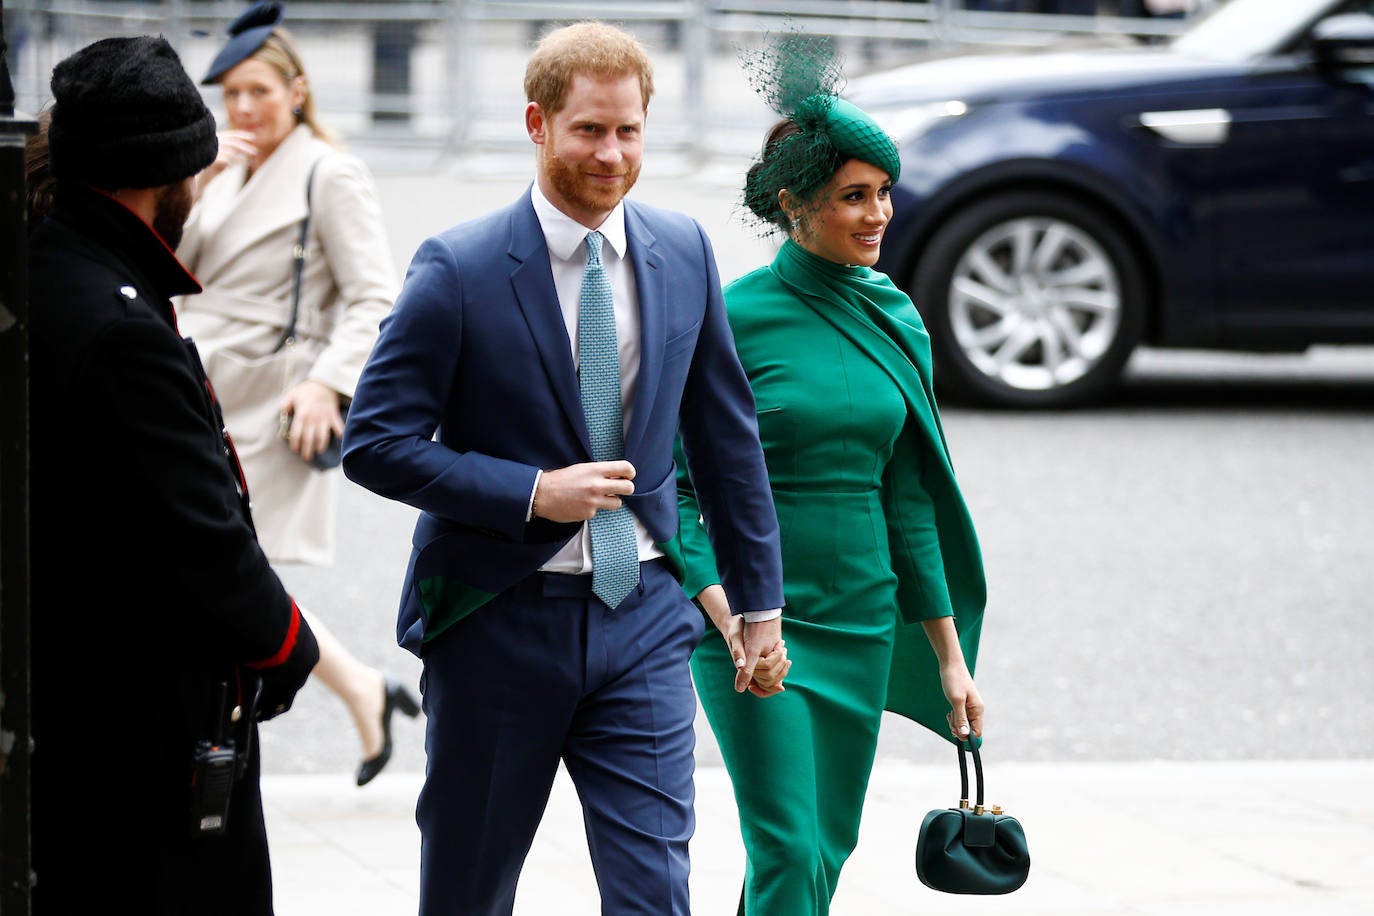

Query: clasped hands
left=533, top=462, right=791, bottom=698
left=696, top=584, right=790, bottom=698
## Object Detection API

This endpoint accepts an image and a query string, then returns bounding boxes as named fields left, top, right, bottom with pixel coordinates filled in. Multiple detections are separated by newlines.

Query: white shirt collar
left=531, top=182, right=628, bottom=263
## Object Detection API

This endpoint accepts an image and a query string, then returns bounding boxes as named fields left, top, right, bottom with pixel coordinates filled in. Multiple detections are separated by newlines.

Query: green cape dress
left=678, top=239, right=986, bottom=914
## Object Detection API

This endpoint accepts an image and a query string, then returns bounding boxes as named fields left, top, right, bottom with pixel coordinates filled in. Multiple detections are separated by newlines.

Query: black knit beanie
left=48, top=36, right=218, bottom=190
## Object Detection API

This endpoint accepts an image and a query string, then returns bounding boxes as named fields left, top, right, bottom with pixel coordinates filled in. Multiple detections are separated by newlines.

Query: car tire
left=912, top=191, right=1146, bottom=408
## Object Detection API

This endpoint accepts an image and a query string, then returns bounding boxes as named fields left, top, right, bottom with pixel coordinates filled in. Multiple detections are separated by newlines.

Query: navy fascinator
left=201, top=1, right=285, bottom=84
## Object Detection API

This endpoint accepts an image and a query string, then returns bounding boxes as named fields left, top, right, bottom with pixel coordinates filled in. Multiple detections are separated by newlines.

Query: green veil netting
left=738, top=25, right=902, bottom=235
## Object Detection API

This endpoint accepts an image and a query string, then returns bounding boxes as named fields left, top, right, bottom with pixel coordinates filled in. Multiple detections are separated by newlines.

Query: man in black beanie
left=28, top=35, right=319, bottom=915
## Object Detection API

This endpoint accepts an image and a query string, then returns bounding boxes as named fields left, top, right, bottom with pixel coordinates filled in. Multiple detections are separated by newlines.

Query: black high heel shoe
left=356, top=674, right=421, bottom=787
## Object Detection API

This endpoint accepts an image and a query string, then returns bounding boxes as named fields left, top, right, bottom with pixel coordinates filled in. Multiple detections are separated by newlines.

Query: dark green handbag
left=915, top=739, right=1030, bottom=894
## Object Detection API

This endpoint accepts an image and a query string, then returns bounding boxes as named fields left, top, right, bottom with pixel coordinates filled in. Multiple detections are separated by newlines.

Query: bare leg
left=300, top=606, right=386, bottom=760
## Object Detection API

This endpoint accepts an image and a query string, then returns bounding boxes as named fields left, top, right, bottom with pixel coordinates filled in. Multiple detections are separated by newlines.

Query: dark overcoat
left=27, top=186, right=319, bottom=915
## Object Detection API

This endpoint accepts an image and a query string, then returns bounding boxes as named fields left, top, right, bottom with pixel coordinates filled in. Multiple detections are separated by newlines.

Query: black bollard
left=0, top=13, right=37, bottom=914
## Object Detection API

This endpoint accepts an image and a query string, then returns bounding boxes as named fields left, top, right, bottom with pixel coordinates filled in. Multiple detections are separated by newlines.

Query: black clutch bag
left=915, top=739, right=1030, bottom=895
left=276, top=398, right=347, bottom=471
left=307, top=399, right=347, bottom=471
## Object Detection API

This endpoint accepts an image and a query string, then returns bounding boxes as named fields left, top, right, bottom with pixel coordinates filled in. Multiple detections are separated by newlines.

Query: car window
left=1336, top=0, right=1374, bottom=84
left=1174, top=0, right=1340, bottom=61
left=1287, top=0, right=1374, bottom=84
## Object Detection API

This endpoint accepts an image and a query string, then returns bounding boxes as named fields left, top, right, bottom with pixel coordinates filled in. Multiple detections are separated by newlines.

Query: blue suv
left=847, top=0, right=1374, bottom=407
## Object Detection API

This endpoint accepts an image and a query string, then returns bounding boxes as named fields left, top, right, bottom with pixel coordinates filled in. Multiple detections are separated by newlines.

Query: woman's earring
left=293, top=106, right=304, bottom=121
left=790, top=216, right=801, bottom=234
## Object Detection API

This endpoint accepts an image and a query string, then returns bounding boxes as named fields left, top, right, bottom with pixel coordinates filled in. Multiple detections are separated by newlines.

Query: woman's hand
left=698, top=584, right=743, bottom=661
left=940, top=663, right=984, bottom=741
left=279, top=379, right=344, bottom=463
left=921, top=616, right=985, bottom=740
left=196, top=130, right=257, bottom=198
left=697, top=585, right=791, bottom=697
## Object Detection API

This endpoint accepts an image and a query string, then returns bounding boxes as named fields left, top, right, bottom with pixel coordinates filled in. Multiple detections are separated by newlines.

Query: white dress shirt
left=531, top=184, right=663, bottom=575
left=527, top=185, right=781, bottom=624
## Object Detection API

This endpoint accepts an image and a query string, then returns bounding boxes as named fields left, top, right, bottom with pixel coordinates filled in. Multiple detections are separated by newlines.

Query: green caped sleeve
left=882, top=424, right=955, bottom=624
left=674, top=435, right=723, bottom=599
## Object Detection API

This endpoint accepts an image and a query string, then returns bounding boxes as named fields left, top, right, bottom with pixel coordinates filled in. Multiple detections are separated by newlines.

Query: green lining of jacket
left=417, top=538, right=687, bottom=644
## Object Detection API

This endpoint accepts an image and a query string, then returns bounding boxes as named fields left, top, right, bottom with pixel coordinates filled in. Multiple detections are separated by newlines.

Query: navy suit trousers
left=416, top=559, right=704, bottom=916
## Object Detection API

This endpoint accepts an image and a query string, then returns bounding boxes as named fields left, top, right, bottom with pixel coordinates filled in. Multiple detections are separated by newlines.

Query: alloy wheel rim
left=948, top=216, right=1122, bottom=392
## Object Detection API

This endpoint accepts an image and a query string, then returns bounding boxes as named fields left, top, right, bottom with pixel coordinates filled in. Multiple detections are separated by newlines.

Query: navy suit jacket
left=343, top=188, right=784, bottom=655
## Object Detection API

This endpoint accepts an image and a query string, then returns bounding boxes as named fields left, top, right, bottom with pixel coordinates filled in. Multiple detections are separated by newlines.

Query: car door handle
left=1138, top=108, right=1232, bottom=145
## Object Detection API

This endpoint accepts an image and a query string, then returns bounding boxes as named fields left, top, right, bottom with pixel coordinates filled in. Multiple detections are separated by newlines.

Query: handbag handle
left=955, top=739, right=993, bottom=813
left=272, top=160, right=321, bottom=353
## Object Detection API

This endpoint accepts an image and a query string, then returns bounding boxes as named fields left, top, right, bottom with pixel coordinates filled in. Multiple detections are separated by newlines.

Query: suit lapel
left=623, top=203, right=665, bottom=457
left=507, top=192, right=593, bottom=456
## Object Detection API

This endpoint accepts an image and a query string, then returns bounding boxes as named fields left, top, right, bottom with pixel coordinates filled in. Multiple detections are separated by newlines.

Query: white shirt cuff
left=741, top=607, right=782, bottom=623
left=525, top=469, right=542, bottom=522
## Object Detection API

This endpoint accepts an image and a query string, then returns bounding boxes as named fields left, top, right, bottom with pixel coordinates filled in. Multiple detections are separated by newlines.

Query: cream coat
left=176, top=125, right=397, bottom=564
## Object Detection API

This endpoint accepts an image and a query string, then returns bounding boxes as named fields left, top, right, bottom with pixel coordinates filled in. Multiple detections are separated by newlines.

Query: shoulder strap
left=273, top=159, right=322, bottom=352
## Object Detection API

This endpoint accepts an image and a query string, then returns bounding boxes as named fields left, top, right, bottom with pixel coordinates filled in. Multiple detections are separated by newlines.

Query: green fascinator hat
left=793, top=94, right=901, bottom=183
left=741, top=27, right=901, bottom=232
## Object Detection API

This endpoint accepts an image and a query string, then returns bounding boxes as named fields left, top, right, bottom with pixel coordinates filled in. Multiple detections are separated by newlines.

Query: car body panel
left=848, top=0, right=1374, bottom=379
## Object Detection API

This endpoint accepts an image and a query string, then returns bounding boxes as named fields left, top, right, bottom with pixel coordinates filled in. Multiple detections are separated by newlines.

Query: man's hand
left=738, top=616, right=783, bottom=694
left=533, top=461, right=635, bottom=523
left=747, top=639, right=790, bottom=697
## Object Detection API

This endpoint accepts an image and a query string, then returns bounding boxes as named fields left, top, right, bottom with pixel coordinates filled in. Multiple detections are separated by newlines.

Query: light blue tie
left=578, top=231, right=639, bottom=609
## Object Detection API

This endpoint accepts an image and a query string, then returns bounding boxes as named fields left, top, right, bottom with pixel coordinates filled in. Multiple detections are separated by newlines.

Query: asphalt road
left=257, top=153, right=1374, bottom=778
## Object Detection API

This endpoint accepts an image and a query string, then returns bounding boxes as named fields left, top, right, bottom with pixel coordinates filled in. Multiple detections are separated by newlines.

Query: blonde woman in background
left=177, top=1, right=418, bottom=786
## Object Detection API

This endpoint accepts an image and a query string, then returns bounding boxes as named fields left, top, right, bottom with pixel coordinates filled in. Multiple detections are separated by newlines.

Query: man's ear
left=525, top=102, right=547, bottom=144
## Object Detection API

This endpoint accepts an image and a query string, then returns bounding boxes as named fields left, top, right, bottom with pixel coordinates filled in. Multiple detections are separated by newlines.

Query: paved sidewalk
left=263, top=759, right=1374, bottom=915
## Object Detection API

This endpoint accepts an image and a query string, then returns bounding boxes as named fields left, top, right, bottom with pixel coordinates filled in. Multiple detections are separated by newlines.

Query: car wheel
left=912, top=191, right=1146, bottom=408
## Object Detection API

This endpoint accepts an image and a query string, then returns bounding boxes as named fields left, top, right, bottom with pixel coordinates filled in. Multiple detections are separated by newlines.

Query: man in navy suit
left=343, top=21, right=786, bottom=916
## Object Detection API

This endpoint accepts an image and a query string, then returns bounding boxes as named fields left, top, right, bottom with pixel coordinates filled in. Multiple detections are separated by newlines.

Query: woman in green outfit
left=676, top=57, right=988, bottom=914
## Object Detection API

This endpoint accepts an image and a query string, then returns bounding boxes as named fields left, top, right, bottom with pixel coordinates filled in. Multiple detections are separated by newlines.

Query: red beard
left=544, top=133, right=640, bottom=218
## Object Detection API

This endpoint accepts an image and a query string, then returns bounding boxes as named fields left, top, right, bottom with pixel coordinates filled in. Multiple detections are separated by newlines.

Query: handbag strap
left=956, top=739, right=985, bottom=810
left=272, top=160, right=321, bottom=353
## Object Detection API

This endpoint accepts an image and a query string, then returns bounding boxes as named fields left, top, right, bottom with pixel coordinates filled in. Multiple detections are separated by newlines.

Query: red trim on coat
left=84, top=185, right=203, bottom=311
left=216, top=407, right=253, bottom=499
left=246, top=598, right=303, bottom=669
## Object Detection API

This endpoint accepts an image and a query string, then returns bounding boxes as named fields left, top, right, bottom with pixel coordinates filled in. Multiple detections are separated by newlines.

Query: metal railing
left=4, top=0, right=1218, bottom=159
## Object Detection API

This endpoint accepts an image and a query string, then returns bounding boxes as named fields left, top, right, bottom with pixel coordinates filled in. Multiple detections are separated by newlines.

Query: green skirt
left=692, top=488, right=898, bottom=915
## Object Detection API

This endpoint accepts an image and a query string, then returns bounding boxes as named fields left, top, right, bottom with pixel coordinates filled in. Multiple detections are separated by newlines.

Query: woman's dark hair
left=743, top=116, right=845, bottom=234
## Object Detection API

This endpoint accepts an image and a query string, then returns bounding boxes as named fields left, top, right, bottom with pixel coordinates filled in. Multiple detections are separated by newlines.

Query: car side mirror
left=1312, top=13, right=1374, bottom=77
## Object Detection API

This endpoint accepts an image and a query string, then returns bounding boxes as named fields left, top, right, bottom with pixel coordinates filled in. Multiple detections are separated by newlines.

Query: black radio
left=189, top=678, right=258, bottom=837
